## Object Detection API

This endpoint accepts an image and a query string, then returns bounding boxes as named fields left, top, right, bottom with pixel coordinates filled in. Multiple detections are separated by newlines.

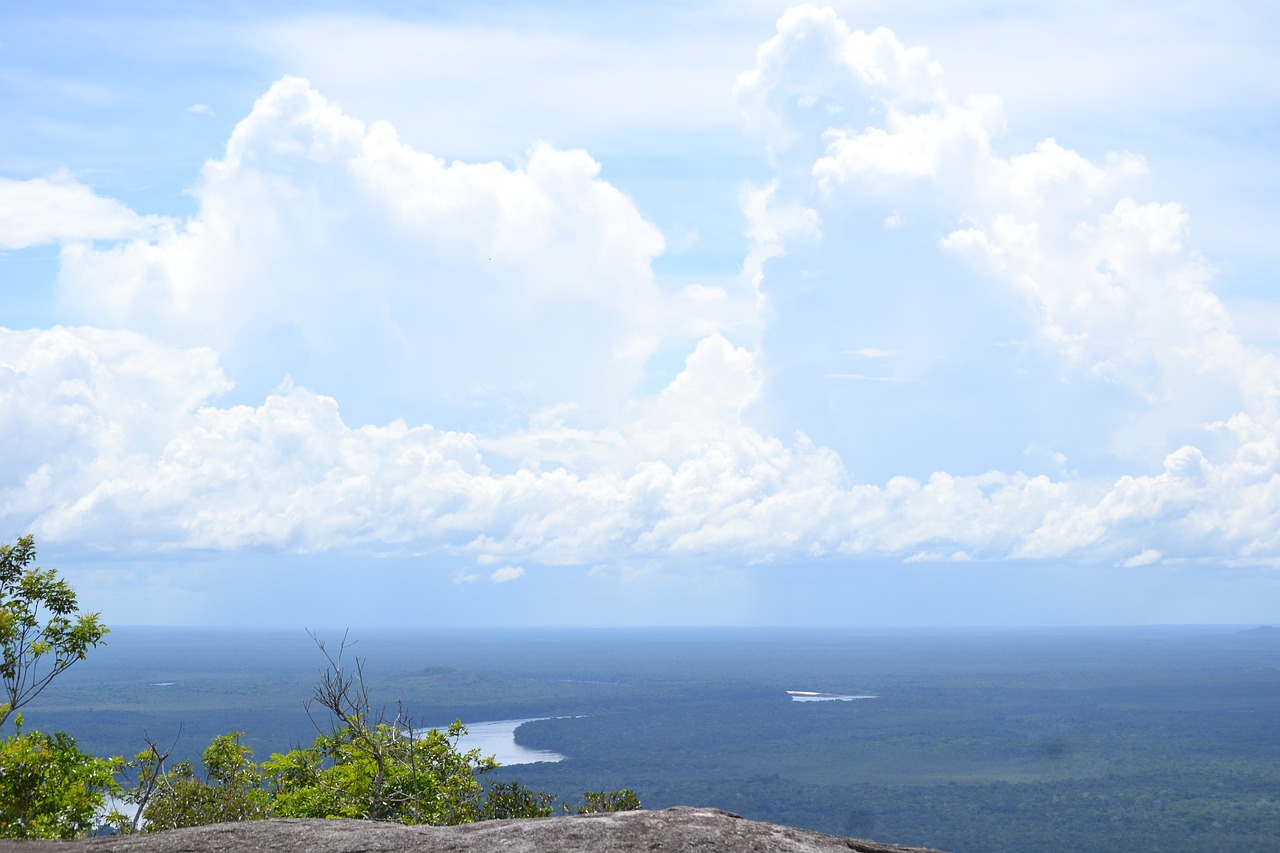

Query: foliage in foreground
left=0, top=536, right=116, bottom=839
left=0, top=715, right=121, bottom=839
left=0, top=537, right=638, bottom=839
left=125, top=726, right=639, bottom=832
left=117, top=633, right=639, bottom=832
left=1, top=535, right=108, bottom=730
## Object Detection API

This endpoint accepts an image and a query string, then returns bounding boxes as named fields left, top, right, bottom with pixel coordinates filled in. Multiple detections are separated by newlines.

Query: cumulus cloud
left=0, top=326, right=232, bottom=524
left=2, top=321, right=1269, bottom=570
left=488, top=566, right=525, bottom=584
left=56, top=77, right=742, bottom=428
left=0, top=324, right=1050, bottom=562
left=0, top=173, right=172, bottom=250
left=6, top=11, right=1280, bottom=576
left=738, top=6, right=1273, bottom=445
left=1121, top=549, right=1163, bottom=568
left=729, top=4, right=1280, bottom=565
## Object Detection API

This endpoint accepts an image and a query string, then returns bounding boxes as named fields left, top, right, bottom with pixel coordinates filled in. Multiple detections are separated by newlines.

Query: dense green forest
left=487, top=628, right=1280, bottom=851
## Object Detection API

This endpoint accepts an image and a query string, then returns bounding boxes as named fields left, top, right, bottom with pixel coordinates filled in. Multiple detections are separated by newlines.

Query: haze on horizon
left=2, top=1, right=1279, bottom=628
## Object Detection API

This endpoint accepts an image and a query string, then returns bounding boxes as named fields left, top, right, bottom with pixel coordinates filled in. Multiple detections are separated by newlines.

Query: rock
left=0, top=808, right=948, bottom=852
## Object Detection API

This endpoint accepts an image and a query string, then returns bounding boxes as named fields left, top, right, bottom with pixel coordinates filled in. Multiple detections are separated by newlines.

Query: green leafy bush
left=120, top=634, right=640, bottom=831
left=132, top=732, right=269, bottom=832
left=576, top=788, right=643, bottom=814
left=0, top=546, right=641, bottom=840
left=0, top=716, right=121, bottom=839
left=262, top=720, right=498, bottom=823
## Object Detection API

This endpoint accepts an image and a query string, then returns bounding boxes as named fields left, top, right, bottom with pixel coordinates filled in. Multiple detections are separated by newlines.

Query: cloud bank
left=4, top=6, right=1280, bottom=578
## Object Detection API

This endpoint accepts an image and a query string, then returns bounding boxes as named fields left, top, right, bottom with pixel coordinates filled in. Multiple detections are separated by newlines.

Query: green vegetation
left=1, top=536, right=115, bottom=838
left=1, top=535, right=108, bottom=729
left=124, top=635, right=508, bottom=831
left=125, top=732, right=268, bottom=832
left=0, top=539, right=639, bottom=838
left=0, top=715, right=121, bottom=839
left=126, top=723, right=640, bottom=832
left=120, top=634, right=641, bottom=832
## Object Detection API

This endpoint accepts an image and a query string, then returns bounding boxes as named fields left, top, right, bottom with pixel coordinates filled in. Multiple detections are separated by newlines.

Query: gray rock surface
left=0, top=808, right=947, bottom=852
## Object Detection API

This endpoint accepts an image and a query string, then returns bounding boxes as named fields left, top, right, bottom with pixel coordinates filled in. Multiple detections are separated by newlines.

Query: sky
left=2, top=0, right=1280, bottom=628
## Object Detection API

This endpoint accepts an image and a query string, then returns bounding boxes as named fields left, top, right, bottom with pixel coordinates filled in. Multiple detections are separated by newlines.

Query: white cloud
left=0, top=321, right=1162, bottom=567
left=5, top=315, right=1280, bottom=570
left=0, top=173, right=172, bottom=250
left=737, top=7, right=1272, bottom=453
left=56, top=76, right=748, bottom=428
left=1121, top=549, right=1163, bottom=568
left=5, top=11, right=1280, bottom=579
left=0, top=324, right=1049, bottom=563
left=726, top=4, right=1280, bottom=565
left=0, top=326, right=232, bottom=523
left=488, top=565, right=525, bottom=584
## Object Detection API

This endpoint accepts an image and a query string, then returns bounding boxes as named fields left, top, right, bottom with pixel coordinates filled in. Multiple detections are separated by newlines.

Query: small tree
left=0, top=536, right=117, bottom=840
left=136, top=733, right=269, bottom=831
left=118, top=631, right=642, bottom=831
left=262, top=631, right=498, bottom=824
left=1, top=535, right=109, bottom=729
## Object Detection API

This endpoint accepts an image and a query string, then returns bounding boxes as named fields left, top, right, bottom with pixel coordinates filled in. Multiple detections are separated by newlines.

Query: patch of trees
left=0, top=537, right=638, bottom=839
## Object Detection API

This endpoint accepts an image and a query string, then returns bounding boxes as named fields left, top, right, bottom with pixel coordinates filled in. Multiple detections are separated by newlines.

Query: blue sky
left=3, top=1, right=1280, bottom=627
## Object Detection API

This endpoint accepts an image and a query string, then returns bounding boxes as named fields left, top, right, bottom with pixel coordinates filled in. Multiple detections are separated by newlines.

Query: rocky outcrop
left=0, top=808, right=947, bottom=852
